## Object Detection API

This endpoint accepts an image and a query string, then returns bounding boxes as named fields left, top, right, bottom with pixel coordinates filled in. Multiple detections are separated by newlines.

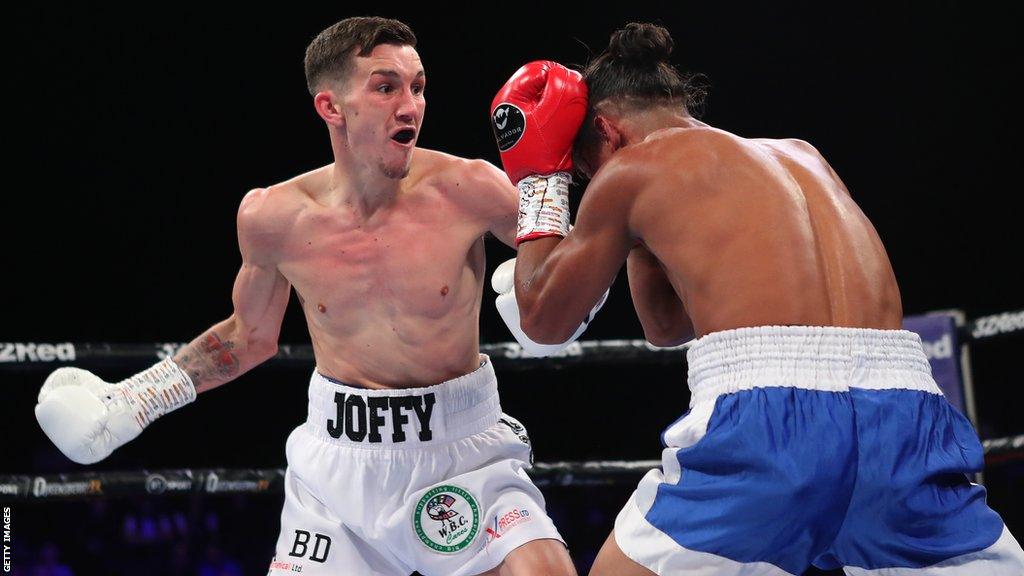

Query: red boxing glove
left=491, top=61, right=587, bottom=245
left=490, top=61, right=588, bottom=184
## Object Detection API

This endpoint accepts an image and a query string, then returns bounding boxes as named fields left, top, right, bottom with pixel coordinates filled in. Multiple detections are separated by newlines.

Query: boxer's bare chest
left=275, top=184, right=485, bottom=330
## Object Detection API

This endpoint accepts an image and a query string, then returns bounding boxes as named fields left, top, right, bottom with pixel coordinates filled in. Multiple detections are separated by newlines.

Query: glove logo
left=494, top=107, right=509, bottom=130
left=492, top=104, right=526, bottom=152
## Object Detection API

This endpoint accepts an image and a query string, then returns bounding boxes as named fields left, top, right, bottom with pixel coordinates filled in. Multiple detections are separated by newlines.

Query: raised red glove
left=490, top=61, right=588, bottom=185
left=491, top=61, right=587, bottom=244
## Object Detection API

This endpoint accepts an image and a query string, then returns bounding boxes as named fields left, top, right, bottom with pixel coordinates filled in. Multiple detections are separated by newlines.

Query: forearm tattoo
left=174, top=332, right=241, bottom=386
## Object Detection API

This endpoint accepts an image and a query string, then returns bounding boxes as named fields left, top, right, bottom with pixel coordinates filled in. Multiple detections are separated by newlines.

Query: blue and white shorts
left=615, top=326, right=1024, bottom=575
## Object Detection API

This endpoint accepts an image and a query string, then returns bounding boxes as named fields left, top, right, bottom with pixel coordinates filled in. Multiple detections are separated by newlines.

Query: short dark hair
left=575, top=23, right=705, bottom=158
left=304, top=17, right=417, bottom=95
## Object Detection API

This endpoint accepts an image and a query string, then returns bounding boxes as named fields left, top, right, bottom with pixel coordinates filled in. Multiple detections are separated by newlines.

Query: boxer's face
left=340, top=43, right=426, bottom=179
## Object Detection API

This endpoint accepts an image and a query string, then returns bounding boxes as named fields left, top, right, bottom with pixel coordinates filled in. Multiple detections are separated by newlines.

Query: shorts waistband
left=305, top=355, right=501, bottom=448
left=686, top=326, right=940, bottom=405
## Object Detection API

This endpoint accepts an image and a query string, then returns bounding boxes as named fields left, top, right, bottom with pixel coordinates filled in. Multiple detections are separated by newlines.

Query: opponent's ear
left=314, top=91, right=345, bottom=127
left=594, top=115, right=623, bottom=151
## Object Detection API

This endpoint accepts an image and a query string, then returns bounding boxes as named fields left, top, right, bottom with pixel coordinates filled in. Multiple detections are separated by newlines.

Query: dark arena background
left=3, top=4, right=1021, bottom=576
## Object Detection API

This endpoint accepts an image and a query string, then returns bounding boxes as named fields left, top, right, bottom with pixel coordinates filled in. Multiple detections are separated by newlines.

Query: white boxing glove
left=35, top=358, right=196, bottom=465
left=492, top=258, right=608, bottom=357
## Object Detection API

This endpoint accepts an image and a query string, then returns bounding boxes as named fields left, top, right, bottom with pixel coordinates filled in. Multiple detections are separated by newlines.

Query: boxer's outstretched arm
left=35, top=189, right=291, bottom=464
left=455, top=159, right=519, bottom=248
left=173, top=189, right=291, bottom=393
left=627, top=245, right=693, bottom=347
left=515, top=162, right=638, bottom=343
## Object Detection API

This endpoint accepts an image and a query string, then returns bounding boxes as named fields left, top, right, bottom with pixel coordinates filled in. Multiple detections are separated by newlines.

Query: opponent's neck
left=622, top=111, right=705, bottom=145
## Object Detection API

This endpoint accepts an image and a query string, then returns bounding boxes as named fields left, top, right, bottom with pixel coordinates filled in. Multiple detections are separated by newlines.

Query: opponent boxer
left=490, top=23, right=1024, bottom=576
left=34, top=17, right=583, bottom=576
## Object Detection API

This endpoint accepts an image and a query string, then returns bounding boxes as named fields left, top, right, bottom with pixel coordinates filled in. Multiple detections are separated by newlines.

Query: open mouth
left=391, top=128, right=416, bottom=145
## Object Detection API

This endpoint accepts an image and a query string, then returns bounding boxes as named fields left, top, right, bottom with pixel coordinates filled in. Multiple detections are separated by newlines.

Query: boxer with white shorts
left=269, top=359, right=563, bottom=575
left=34, top=16, right=592, bottom=575
left=490, top=22, right=1024, bottom=576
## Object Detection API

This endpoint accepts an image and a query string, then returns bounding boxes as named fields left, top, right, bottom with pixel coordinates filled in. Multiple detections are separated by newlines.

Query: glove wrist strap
left=515, top=173, right=571, bottom=246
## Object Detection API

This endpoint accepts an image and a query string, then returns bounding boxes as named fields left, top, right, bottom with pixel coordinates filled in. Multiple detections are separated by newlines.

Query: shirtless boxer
left=33, top=17, right=581, bottom=576
left=489, top=22, right=1024, bottom=576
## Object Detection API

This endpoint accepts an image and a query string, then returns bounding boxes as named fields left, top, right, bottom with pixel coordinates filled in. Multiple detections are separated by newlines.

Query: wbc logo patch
left=413, top=485, right=480, bottom=554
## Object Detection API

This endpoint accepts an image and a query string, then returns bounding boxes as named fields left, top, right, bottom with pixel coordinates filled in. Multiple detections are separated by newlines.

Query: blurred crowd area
left=9, top=459, right=1023, bottom=576
left=7, top=486, right=630, bottom=575
left=9, top=496, right=278, bottom=576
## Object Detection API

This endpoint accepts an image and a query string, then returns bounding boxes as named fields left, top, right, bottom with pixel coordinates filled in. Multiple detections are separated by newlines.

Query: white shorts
left=267, top=356, right=564, bottom=576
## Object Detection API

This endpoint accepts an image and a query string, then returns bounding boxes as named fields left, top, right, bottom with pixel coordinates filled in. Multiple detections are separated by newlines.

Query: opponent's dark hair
left=575, top=23, right=706, bottom=159
left=304, top=17, right=417, bottom=95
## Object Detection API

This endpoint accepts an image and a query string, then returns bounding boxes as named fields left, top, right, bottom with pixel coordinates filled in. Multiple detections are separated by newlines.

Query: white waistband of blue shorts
left=305, top=355, right=501, bottom=447
left=686, top=326, right=940, bottom=405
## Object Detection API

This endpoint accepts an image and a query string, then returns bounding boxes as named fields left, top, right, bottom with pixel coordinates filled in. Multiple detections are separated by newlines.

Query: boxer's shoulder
left=412, top=148, right=513, bottom=204
left=627, top=127, right=758, bottom=192
left=236, top=190, right=286, bottom=263
left=410, top=146, right=459, bottom=167
left=238, top=185, right=302, bottom=229
left=585, top=129, right=737, bottom=210
left=444, top=157, right=511, bottom=201
left=243, top=166, right=327, bottom=213
left=257, top=166, right=332, bottom=214
left=668, top=129, right=824, bottom=171
left=412, top=148, right=500, bottom=183
left=645, top=126, right=742, bottom=164
left=755, top=137, right=833, bottom=176
left=236, top=169, right=322, bottom=261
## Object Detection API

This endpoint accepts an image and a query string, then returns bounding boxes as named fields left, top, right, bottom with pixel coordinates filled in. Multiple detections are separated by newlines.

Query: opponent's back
left=628, top=127, right=902, bottom=336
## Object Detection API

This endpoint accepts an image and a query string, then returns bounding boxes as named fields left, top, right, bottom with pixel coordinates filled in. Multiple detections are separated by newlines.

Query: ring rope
left=2, top=434, right=1021, bottom=502
left=5, top=310, right=1020, bottom=501
left=1, top=310, right=1020, bottom=371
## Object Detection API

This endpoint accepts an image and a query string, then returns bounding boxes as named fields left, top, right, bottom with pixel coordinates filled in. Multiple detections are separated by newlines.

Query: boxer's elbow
left=522, top=317, right=577, bottom=344
left=644, top=331, right=690, bottom=348
left=518, top=297, right=578, bottom=344
left=226, top=314, right=279, bottom=364
left=636, top=303, right=693, bottom=348
left=242, top=326, right=280, bottom=363
left=248, top=338, right=279, bottom=363
left=641, top=322, right=693, bottom=348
